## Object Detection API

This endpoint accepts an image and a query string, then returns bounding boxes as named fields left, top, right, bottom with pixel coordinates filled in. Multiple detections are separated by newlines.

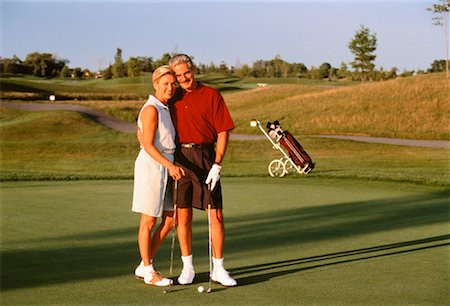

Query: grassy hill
left=227, top=73, right=449, bottom=140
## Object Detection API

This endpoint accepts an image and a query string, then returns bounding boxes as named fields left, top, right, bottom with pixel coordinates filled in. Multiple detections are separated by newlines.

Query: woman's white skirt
left=131, top=149, right=173, bottom=217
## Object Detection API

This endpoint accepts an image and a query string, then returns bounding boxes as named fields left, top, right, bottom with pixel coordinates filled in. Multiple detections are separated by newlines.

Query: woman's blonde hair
left=152, top=65, right=175, bottom=88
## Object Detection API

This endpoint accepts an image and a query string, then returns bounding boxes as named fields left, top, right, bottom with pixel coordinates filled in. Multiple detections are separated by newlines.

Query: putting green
left=1, top=178, right=449, bottom=305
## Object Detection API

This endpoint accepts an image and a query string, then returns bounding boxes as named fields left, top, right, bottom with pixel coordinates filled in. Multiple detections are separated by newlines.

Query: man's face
left=172, top=62, right=196, bottom=92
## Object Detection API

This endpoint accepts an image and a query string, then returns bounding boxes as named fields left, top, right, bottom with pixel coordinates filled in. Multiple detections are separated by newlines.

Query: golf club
left=163, top=179, right=178, bottom=294
left=207, top=183, right=213, bottom=293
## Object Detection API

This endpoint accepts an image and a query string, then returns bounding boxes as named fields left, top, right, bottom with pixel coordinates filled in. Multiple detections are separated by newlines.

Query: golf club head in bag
left=267, top=120, right=284, bottom=139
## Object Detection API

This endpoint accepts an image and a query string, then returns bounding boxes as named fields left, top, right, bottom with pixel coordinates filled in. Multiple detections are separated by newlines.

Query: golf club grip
left=173, top=179, right=178, bottom=206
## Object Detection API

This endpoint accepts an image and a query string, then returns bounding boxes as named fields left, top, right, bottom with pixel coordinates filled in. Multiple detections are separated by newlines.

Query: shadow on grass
left=0, top=82, right=50, bottom=95
left=231, top=234, right=450, bottom=286
left=225, top=190, right=450, bottom=252
left=1, top=190, right=449, bottom=291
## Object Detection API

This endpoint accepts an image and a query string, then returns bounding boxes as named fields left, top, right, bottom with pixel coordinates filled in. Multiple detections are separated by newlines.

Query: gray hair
left=168, top=54, right=193, bottom=69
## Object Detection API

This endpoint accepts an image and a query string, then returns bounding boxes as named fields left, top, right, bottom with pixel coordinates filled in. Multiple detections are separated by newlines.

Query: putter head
left=206, top=287, right=212, bottom=293
left=163, top=285, right=173, bottom=294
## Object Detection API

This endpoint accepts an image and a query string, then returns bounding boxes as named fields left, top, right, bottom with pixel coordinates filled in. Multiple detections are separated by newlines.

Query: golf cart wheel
left=268, top=159, right=286, bottom=177
left=283, top=159, right=294, bottom=174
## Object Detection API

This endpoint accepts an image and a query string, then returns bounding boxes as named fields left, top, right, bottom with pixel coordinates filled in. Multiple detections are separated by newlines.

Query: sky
left=0, top=0, right=446, bottom=72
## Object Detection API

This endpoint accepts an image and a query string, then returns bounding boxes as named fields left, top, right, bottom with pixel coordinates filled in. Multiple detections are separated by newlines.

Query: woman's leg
left=138, top=214, right=157, bottom=265
left=149, top=210, right=175, bottom=260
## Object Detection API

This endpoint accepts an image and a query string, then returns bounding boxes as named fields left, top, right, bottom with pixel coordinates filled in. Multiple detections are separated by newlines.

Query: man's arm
left=205, top=131, right=229, bottom=190
left=214, top=131, right=229, bottom=165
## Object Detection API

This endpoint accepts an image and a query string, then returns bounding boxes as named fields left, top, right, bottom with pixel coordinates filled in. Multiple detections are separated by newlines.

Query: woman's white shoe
left=144, top=271, right=172, bottom=287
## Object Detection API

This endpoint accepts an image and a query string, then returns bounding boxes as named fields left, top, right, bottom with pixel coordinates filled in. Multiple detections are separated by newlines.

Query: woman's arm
left=140, top=106, right=184, bottom=180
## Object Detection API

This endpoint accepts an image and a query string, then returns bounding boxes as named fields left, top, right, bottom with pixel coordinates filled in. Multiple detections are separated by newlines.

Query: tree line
left=1, top=22, right=447, bottom=82
left=0, top=49, right=445, bottom=82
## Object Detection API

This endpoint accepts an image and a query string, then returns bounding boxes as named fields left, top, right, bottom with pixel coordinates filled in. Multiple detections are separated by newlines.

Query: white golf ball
left=198, top=286, right=205, bottom=293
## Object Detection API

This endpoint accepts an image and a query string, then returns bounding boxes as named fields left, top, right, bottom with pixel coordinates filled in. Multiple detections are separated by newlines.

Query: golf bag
left=267, top=121, right=315, bottom=173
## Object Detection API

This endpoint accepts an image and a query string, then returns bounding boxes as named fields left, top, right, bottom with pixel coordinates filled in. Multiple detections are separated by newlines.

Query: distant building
left=257, top=83, right=268, bottom=89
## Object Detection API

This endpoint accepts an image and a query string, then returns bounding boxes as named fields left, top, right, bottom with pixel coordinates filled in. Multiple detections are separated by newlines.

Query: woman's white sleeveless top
left=137, top=95, right=176, bottom=153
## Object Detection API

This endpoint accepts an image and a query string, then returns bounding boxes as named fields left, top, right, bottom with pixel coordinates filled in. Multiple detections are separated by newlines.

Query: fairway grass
left=1, top=108, right=449, bottom=186
left=1, top=178, right=449, bottom=305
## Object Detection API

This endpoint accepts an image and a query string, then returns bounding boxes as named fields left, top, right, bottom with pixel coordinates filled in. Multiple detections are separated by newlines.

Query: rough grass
left=228, top=73, right=449, bottom=140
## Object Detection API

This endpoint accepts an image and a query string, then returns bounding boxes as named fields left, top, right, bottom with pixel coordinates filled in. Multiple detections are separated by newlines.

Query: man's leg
left=209, top=208, right=237, bottom=286
left=210, top=208, right=224, bottom=258
left=177, top=207, right=195, bottom=284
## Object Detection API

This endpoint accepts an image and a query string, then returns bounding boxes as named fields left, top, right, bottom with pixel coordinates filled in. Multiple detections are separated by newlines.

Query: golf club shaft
left=208, top=196, right=212, bottom=292
left=164, top=179, right=178, bottom=293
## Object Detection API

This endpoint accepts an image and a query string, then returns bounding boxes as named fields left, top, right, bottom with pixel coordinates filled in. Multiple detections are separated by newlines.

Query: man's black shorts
left=175, top=143, right=223, bottom=210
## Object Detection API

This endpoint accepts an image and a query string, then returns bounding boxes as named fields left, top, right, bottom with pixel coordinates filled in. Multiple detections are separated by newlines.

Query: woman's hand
left=168, top=164, right=185, bottom=181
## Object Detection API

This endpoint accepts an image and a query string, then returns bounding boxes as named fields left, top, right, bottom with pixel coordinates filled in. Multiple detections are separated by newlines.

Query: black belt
left=180, top=143, right=213, bottom=149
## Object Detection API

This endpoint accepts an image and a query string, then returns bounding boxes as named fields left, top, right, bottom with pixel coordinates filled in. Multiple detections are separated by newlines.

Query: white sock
left=213, top=257, right=224, bottom=271
left=181, top=254, right=194, bottom=271
left=144, top=263, right=155, bottom=273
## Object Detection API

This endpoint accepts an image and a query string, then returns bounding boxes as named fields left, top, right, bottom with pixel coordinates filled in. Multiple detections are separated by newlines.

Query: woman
left=132, top=65, right=185, bottom=286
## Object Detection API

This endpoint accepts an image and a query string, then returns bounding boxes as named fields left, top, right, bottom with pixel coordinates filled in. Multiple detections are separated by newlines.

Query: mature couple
left=131, top=54, right=237, bottom=287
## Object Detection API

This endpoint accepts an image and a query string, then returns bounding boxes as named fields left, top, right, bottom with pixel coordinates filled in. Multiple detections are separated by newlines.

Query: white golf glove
left=205, top=164, right=222, bottom=191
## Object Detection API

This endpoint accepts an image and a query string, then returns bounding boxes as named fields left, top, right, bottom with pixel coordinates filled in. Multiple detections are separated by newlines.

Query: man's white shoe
left=177, top=268, right=195, bottom=285
left=212, top=269, right=237, bottom=287
left=144, top=271, right=172, bottom=287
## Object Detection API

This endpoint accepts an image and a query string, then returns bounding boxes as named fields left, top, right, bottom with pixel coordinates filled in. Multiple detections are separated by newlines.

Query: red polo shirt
left=170, top=83, right=235, bottom=144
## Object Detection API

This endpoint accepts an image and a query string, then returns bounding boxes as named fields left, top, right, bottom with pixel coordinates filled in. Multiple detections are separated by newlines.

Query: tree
left=22, top=52, right=67, bottom=77
left=427, top=0, right=450, bottom=78
left=235, top=64, right=251, bottom=78
left=127, top=57, right=140, bottom=77
left=251, top=60, right=266, bottom=77
left=103, top=64, right=113, bottom=80
left=429, top=59, right=447, bottom=72
left=318, top=62, right=332, bottom=79
left=153, top=53, right=172, bottom=68
left=290, top=62, right=308, bottom=78
left=60, top=65, right=71, bottom=78
left=71, top=67, right=83, bottom=79
left=112, top=48, right=125, bottom=78
left=308, top=66, right=322, bottom=80
left=219, top=61, right=230, bottom=75
left=348, top=25, right=377, bottom=81
left=271, top=55, right=287, bottom=78
left=337, top=62, right=352, bottom=79
left=136, top=56, right=153, bottom=72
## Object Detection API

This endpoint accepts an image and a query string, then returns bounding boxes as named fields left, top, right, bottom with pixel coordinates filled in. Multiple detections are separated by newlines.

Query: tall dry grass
left=227, top=73, right=449, bottom=140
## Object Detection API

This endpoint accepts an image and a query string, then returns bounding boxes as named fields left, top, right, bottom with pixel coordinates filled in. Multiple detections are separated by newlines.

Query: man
left=168, top=54, right=237, bottom=287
